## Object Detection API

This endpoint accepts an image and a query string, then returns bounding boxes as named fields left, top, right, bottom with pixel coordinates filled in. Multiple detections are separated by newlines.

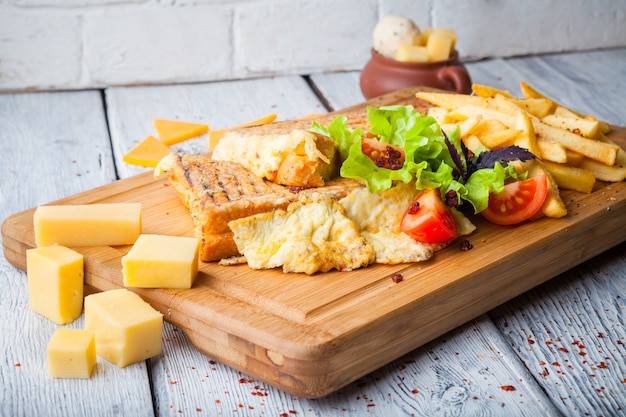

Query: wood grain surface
left=3, top=86, right=625, bottom=398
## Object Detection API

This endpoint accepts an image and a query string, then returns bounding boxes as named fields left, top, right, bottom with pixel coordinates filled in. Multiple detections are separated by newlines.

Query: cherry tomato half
left=481, top=174, right=548, bottom=226
left=400, top=188, right=459, bottom=244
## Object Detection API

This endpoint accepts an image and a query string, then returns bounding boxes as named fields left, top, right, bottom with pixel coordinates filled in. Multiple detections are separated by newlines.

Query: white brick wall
left=1, top=0, right=625, bottom=91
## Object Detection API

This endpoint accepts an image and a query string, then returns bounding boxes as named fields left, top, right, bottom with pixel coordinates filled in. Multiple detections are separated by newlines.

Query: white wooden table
left=1, top=48, right=625, bottom=417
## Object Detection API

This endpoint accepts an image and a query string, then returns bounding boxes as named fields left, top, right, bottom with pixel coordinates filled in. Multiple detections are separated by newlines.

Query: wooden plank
left=0, top=91, right=154, bottom=417
left=4, top=85, right=625, bottom=399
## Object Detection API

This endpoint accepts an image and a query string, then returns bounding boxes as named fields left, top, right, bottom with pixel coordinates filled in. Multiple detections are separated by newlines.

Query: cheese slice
left=34, top=203, right=142, bottom=247
left=208, top=113, right=277, bottom=150
left=47, top=329, right=96, bottom=379
left=153, top=119, right=209, bottom=146
left=122, top=234, right=200, bottom=289
left=123, top=135, right=171, bottom=168
left=27, top=245, right=84, bottom=324
left=84, top=289, right=163, bottom=368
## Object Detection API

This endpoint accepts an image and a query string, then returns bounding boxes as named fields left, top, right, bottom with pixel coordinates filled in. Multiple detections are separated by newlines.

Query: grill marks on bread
left=156, top=153, right=363, bottom=263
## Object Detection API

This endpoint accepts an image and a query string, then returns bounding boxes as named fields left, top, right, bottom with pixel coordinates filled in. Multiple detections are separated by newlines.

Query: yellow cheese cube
left=85, top=289, right=163, bottom=368
left=395, top=44, right=429, bottom=62
left=47, top=329, right=96, bottom=379
left=426, top=31, right=455, bottom=61
left=122, top=234, right=199, bottom=289
left=27, top=245, right=84, bottom=325
left=34, top=203, right=142, bottom=247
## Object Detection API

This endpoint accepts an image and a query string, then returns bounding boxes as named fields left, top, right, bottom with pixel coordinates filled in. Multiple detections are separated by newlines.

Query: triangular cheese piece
left=208, top=113, right=277, bottom=150
left=123, top=135, right=172, bottom=168
left=154, top=119, right=209, bottom=146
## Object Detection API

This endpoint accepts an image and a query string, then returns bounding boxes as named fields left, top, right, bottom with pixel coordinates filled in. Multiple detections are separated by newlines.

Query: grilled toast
left=155, top=153, right=363, bottom=262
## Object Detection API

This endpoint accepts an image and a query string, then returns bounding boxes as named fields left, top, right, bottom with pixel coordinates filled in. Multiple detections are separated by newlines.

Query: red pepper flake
left=558, top=347, right=569, bottom=353
left=552, top=362, right=561, bottom=367
left=279, top=414, right=288, bottom=417
left=500, top=385, right=516, bottom=391
left=411, top=389, right=419, bottom=394
left=390, top=273, right=403, bottom=283
left=539, top=360, right=546, bottom=365
left=289, top=411, right=298, bottom=415
left=598, top=362, right=608, bottom=369
left=209, top=360, right=216, bottom=364
left=14, top=363, right=21, bottom=367
left=545, top=340, right=552, bottom=345
left=170, top=381, right=177, bottom=385
left=367, top=403, right=376, bottom=407
left=196, top=408, right=202, bottom=412
left=215, top=400, right=221, bottom=404
left=541, top=368, right=549, bottom=378
left=527, top=337, right=535, bottom=345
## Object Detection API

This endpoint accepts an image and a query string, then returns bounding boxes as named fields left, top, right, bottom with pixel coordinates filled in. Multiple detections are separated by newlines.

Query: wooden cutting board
left=3, top=87, right=626, bottom=398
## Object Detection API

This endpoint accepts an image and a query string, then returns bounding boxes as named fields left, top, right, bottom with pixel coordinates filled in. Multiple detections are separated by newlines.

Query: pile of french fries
left=416, top=82, right=626, bottom=218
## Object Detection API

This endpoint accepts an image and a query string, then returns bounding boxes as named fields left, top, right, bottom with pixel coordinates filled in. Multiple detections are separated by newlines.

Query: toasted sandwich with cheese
left=211, top=112, right=369, bottom=188
left=155, top=153, right=363, bottom=262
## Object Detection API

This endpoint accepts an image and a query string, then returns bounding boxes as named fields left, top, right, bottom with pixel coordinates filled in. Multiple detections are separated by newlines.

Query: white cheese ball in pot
left=373, top=15, right=421, bottom=59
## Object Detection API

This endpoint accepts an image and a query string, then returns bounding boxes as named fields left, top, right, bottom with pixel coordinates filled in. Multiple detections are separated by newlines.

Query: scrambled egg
left=339, top=182, right=441, bottom=263
left=228, top=194, right=376, bottom=275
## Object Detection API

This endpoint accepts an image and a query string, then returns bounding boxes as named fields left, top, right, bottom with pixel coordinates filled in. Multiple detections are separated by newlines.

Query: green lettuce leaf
left=311, top=105, right=525, bottom=214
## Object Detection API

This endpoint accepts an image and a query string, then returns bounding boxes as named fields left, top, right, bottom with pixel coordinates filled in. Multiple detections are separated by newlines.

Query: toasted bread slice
left=211, top=112, right=370, bottom=188
left=155, top=153, right=363, bottom=262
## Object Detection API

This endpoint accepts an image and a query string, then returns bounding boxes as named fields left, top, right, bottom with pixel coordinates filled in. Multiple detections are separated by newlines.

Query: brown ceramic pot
left=360, top=49, right=472, bottom=99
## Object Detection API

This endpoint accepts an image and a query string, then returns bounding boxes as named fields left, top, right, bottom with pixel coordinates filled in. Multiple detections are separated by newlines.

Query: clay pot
left=360, top=49, right=472, bottom=99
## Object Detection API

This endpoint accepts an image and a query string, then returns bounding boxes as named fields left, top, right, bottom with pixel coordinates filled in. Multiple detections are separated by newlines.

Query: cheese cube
left=34, top=203, right=142, bottom=248
left=27, top=245, right=84, bottom=325
left=84, top=289, right=163, bottom=368
left=122, top=234, right=199, bottom=289
left=47, top=329, right=96, bottom=379
left=426, top=31, right=454, bottom=61
left=395, top=44, right=429, bottom=62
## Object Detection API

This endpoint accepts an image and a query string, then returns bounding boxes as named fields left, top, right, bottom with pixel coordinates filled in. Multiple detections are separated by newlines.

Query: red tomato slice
left=400, top=188, right=458, bottom=244
left=481, top=174, right=548, bottom=226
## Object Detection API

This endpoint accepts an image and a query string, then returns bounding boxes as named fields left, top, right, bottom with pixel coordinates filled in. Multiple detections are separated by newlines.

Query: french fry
left=449, top=105, right=516, bottom=128
left=542, top=161, right=596, bottom=193
left=416, top=91, right=488, bottom=110
left=427, top=107, right=450, bottom=124
left=477, top=129, right=520, bottom=149
left=463, top=134, right=486, bottom=154
left=513, top=110, right=541, bottom=157
left=578, top=158, right=626, bottom=182
left=564, top=150, right=585, bottom=167
left=542, top=114, right=599, bottom=138
left=553, top=106, right=580, bottom=119
left=536, top=141, right=568, bottom=163
left=521, top=81, right=611, bottom=134
left=523, top=160, right=568, bottom=218
left=532, top=120, right=619, bottom=166
left=509, top=98, right=553, bottom=118
left=471, top=84, right=514, bottom=98
left=519, top=81, right=558, bottom=114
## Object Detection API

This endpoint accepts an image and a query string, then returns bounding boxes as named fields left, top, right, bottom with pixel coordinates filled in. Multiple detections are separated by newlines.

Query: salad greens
left=310, top=105, right=536, bottom=213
